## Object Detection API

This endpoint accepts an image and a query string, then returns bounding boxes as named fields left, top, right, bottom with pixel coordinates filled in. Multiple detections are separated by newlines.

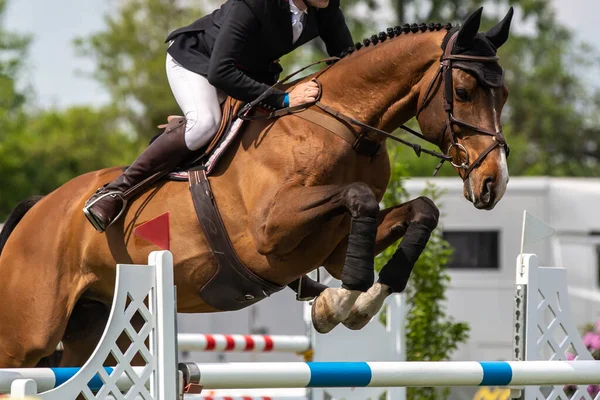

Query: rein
left=236, top=57, right=340, bottom=117
left=237, top=31, right=509, bottom=179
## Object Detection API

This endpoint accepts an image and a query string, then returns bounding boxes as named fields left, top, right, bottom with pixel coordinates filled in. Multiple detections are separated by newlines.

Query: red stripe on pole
left=244, top=335, right=255, bottom=351
left=205, top=335, right=216, bottom=350
left=264, top=336, right=274, bottom=351
left=225, top=335, right=236, bottom=350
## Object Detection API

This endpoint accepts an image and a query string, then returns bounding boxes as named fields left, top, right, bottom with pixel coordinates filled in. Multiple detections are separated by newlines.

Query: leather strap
left=292, top=109, right=357, bottom=147
left=188, top=167, right=285, bottom=311
left=314, top=102, right=449, bottom=160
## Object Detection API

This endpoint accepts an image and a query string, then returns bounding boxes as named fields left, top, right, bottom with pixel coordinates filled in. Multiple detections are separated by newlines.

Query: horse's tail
left=0, top=195, right=44, bottom=256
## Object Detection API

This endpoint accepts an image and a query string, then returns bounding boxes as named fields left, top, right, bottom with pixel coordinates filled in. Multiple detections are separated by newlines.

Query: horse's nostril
left=486, top=177, right=493, bottom=191
left=481, top=177, right=494, bottom=204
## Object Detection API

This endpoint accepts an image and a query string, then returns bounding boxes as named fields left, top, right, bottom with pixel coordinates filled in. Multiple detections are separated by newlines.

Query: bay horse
left=0, top=7, right=513, bottom=368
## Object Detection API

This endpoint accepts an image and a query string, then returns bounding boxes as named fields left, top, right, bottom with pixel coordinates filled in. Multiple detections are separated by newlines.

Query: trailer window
left=442, top=230, right=500, bottom=270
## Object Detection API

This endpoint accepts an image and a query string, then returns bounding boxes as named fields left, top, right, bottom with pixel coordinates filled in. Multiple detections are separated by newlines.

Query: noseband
left=416, top=31, right=510, bottom=179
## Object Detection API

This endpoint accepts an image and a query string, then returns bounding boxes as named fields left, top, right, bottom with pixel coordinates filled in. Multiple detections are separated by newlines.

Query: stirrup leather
left=82, top=189, right=128, bottom=232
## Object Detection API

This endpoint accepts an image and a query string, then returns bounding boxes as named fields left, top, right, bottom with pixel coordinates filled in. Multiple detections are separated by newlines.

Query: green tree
left=0, top=0, right=146, bottom=220
left=74, top=0, right=205, bottom=142
left=0, top=0, right=31, bottom=126
left=0, top=106, right=141, bottom=219
left=495, top=6, right=600, bottom=176
left=0, top=0, right=30, bottom=111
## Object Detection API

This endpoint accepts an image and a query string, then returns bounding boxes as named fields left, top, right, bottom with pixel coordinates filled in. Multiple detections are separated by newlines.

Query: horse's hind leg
left=342, top=196, right=439, bottom=330
left=0, top=294, right=71, bottom=368
left=58, top=299, right=110, bottom=367
left=0, top=255, right=91, bottom=368
left=252, top=181, right=381, bottom=334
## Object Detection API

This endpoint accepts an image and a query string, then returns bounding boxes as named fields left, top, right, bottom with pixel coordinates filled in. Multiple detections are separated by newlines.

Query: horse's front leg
left=308, top=183, right=382, bottom=334
left=252, top=181, right=380, bottom=334
left=341, top=196, right=439, bottom=330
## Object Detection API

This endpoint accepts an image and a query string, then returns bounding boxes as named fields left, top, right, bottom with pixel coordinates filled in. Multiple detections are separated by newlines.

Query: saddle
left=156, top=96, right=245, bottom=175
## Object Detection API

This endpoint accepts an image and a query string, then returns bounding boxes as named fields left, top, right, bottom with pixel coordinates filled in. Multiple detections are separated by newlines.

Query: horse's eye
left=455, top=88, right=471, bottom=102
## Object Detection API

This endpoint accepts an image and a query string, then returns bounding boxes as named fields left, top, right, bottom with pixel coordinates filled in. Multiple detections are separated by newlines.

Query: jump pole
left=4, top=360, right=599, bottom=393
left=177, top=334, right=310, bottom=354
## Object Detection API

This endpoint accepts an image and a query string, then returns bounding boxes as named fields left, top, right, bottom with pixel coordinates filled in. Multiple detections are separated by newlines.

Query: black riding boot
left=83, top=117, right=191, bottom=232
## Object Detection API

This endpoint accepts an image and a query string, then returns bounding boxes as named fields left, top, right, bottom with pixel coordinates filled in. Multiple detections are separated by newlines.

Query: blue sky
left=5, top=0, right=600, bottom=109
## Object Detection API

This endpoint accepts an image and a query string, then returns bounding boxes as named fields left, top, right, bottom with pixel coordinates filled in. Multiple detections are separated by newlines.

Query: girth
left=188, top=168, right=285, bottom=311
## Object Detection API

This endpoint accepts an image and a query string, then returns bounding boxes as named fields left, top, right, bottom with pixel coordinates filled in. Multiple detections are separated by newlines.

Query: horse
left=0, top=6, right=513, bottom=368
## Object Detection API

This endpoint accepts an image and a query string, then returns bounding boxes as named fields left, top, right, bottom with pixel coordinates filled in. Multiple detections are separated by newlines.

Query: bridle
left=238, top=31, right=509, bottom=179
left=415, top=31, right=509, bottom=179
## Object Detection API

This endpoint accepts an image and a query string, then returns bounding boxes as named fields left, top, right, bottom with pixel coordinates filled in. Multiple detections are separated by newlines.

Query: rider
left=83, top=0, right=354, bottom=232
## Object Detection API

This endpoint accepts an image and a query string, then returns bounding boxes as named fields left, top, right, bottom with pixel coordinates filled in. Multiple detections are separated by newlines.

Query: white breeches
left=165, top=52, right=226, bottom=151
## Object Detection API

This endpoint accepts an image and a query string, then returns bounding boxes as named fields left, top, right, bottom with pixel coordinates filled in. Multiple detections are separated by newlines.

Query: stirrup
left=82, top=190, right=128, bottom=232
left=296, top=268, right=321, bottom=302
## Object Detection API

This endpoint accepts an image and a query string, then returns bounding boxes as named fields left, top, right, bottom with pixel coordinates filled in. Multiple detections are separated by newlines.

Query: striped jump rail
left=99, top=395, right=303, bottom=400
left=5, top=361, right=599, bottom=394
left=190, top=397, right=278, bottom=400
left=55, top=334, right=311, bottom=354
left=113, top=395, right=303, bottom=400
left=98, top=393, right=305, bottom=400
left=103, top=395, right=304, bottom=400
left=186, top=396, right=301, bottom=400
left=185, top=387, right=307, bottom=400
left=179, top=361, right=600, bottom=389
left=177, top=334, right=310, bottom=353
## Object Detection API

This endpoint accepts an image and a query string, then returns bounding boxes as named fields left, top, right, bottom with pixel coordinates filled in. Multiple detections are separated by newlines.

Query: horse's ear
left=456, top=7, right=483, bottom=47
left=484, top=7, right=514, bottom=49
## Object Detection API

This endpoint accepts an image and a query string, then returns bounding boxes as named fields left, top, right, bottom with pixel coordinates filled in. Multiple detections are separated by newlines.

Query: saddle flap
left=201, top=97, right=244, bottom=159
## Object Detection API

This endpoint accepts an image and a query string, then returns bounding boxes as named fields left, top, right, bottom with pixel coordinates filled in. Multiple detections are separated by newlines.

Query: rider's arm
left=317, top=0, right=354, bottom=57
left=207, top=0, right=287, bottom=110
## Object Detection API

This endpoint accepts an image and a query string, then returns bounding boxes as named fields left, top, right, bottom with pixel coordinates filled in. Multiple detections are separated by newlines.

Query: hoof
left=341, top=283, right=390, bottom=331
left=311, top=288, right=361, bottom=334
left=341, top=311, right=372, bottom=331
left=311, top=290, right=339, bottom=334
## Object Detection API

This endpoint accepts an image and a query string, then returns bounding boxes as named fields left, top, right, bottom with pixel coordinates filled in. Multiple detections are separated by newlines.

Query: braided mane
left=336, top=22, right=454, bottom=59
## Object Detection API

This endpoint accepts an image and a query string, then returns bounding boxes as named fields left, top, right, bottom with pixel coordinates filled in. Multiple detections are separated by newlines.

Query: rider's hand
left=287, top=80, right=320, bottom=107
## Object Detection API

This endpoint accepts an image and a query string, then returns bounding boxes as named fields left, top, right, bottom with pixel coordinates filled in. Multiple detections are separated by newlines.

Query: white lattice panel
left=518, top=254, right=599, bottom=400
left=38, top=251, right=178, bottom=400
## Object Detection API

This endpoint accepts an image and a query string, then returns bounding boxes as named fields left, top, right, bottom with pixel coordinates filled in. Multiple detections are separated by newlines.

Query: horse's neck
left=319, top=30, right=445, bottom=132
